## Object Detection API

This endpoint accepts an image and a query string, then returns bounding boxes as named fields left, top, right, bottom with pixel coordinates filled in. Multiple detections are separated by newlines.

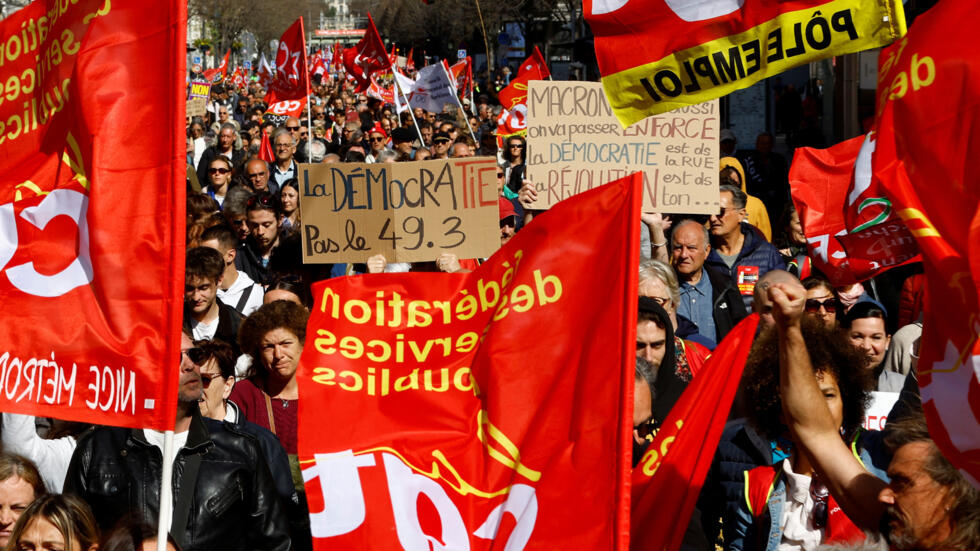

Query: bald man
left=244, top=159, right=277, bottom=195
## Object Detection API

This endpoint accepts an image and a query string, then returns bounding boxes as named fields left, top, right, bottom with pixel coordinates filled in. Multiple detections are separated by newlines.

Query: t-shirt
left=719, top=251, right=739, bottom=269
left=190, top=317, right=218, bottom=341
left=142, top=429, right=189, bottom=532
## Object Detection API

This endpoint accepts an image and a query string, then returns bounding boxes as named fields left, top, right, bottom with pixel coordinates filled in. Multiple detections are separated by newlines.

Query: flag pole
left=443, top=62, right=479, bottom=144
left=474, top=0, right=492, bottom=74
left=156, top=430, right=175, bottom=551
left=392, top=70, right=426, bottom=146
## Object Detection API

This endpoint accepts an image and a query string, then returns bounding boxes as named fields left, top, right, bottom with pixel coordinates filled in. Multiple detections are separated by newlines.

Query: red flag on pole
left=871, top=0, right=980, bottom=488
left=298, top=173, right=640, bottom=549
left=631, top=314, right=760, bottom=551
left=0, top=0, right=185, bottom=430
left=342, top=14, right=390, bottom=92
left=265, top=17, right=310, bottom=105
left=406, top=47, right=416, bottom=71
left=259, top=131, right=275, bottom=163
left=203, top=49, right=231, bottom=84
left=518, top=46, right=550, bottom=79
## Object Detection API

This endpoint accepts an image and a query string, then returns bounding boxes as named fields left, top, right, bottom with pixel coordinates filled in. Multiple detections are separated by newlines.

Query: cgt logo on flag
left=297, top=175, right=641, bottom=549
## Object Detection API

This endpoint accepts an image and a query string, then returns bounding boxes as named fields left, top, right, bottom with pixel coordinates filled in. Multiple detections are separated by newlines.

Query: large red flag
left=450, top=57, right=474, bottom=99
left=203, top=49, right=231, bottom=84
left=0, top=0, right=185, bottom=430
left=631, top=314, right=759, bottom=551
left=586, top=0, right=906, bottom=126
left=342, top=14, right=390, bottom=92
left=497, top=65, right=545, bottom=111
left=298, top=174, right=640, bottom=549
left=265, top=17, right=310, bottom=105
left=789, top=136, right=919, bottom=285
left=872, top=0, right=980, bottom=488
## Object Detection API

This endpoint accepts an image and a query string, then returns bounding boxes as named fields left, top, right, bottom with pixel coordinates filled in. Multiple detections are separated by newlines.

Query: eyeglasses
left=200, top=373, right=222, bottom=388
left=805, top=297, right=838, bottom=312
left=634, top=416, right=658, bottom=441
left=247, top=171, right=267, bottom=179
left=811, top=478, right=830, bottom=528
left=496, top=172, right=505, bottom=178
left=508, top=144, right=525, bottom=149
left=286, top=126, right=300, bottom=131
left=714, top=207, right=735, bottom=217
left=370, top=136, right=385, bottom=142
left=275, top=143, right=293, bottom=149
left=208, top=167, right=231, bottom=174
left=182, top=347, right=209, bottom=365
left=434, top=139, right=450, bottom=145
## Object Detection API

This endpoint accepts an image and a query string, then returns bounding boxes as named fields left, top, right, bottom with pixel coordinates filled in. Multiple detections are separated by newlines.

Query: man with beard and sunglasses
left=768, top=279, right=980, bottom=551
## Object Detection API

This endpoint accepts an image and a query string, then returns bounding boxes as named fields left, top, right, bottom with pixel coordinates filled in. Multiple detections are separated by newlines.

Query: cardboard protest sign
left=525, top=81, right=718, bottom=213
left=188, top=80, right=211, bottom=99
left=300, top=158, right=500, bottom=264
left=186, top=97, right=207, bottom=120
left=0, top=0, right=185, bottom=430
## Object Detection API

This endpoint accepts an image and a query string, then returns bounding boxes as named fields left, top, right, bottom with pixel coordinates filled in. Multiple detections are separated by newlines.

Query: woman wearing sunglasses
left=205, top=156, right=234, bottom=208
left=801, top=277, right=840, bottom=329
left=730, top=322, right=883, bottom=551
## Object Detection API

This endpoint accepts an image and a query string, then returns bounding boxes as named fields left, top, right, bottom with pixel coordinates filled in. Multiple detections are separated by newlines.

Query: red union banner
left=265, top=18, right=310, bottom=105
left=297, top=174, right=640, bottom=549
left=586, top=0, right=906, bottom=127
left=871, top=1, right=980, bottom=488
left=0, top=0, right=185, bottom=430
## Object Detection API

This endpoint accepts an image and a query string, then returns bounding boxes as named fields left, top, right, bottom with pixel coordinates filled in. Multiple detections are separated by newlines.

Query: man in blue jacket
left=706, top=185, right=786, bottom=309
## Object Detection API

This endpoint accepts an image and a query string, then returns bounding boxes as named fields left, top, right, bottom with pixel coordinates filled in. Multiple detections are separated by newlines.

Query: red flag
left=631, top=314, right=760, bottom=551
left=203, top=49, right=231, bottom=84
left=406, top=47, right=416, bottom=71
left=495, top=106, right=527, bottom=136
left=366, top=77, right=394, bottom=104
left=585, top=0, right=906, bottom=126
left=342, top=14, right=390, bottom=92
left=0, top=0, right=185, bottom=429
left=518, top=46, right=550, bottom=79
left=265, top=17, right=310, bottom=105
left=259, top=131, right=275, bottom=163
left=257, top=52, right=274, bottom=88
left=497, top=65, right=544, bottom=111
left=298, top=174, right=640, bottom=549
left=310, top=54, right=328, bottom=81
left=789, top=137, right=919, bottom=285
left=333, top=41, right=344, bottom=71
left=871, top=0, right=980, bottom=488
left=450, top=57, right=473, bottom=99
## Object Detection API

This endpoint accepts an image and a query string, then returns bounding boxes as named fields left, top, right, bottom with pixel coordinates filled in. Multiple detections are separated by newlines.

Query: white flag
left=393, top=71, right=415, bottom=114
left=402, top=63, right=461, bottom=114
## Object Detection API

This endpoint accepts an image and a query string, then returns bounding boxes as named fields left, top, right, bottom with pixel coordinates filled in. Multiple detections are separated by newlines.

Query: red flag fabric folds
left=789, top=136, right=918, bottom=285
left=0, top=0, right=185, bottom=430
left=265, top=18, right=310, bottom=105
left=631, top=314, right=759, bottom=551
left=298, top=174, right=641, bottom=549
left=203, top=49, right=231, bottom=84
left=342, top=14, right=390, bottom=93
left=518, top=46, right=550, bottom=79
left=871, top=0, right=980, bottom=488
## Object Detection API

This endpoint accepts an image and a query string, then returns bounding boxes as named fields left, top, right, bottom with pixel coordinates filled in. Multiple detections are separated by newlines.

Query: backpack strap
left=234, top=283, right=253, bottom=314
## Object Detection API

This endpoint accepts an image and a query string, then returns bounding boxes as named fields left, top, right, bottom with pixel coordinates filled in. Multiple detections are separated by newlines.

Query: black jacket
left=64, top=409, right=290, bottom=551
left=183, top=301, right=243, bottom=356
left=705, top=265, right=748, bottom=342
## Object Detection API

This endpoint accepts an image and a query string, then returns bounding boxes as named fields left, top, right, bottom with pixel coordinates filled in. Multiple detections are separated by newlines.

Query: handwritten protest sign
left=186, top=97, right=207, bottom=120
left=525, top=81, right=718, bottom=213
left=300, top=158, right=500, bottom=263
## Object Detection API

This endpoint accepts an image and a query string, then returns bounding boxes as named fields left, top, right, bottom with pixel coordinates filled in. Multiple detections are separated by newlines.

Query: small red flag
left=259, top=131, right=275, bottom=163
left=203, top=49, right=231, bottom=84
left=518, top=46, right=550, bottom=79
left=342, top=14, right=390, bottom=92
left=264, top=18, right=310, bottom=105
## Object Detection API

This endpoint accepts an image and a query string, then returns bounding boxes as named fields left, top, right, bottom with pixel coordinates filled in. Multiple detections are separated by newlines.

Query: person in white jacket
left=1, top=413, right=76, bottom=493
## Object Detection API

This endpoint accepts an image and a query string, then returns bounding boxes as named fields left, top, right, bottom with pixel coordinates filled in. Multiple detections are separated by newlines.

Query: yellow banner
left=602, top=0, right=906, bottom=127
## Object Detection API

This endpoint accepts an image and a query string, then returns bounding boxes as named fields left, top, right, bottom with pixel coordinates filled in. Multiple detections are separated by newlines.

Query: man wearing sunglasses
left=430, top=131, right=452, bottom=159
left=705, top=185, right=786, bottom=309
left=65, top=331, right=290, bottom=551
left=364, top=123, right=389, bottom=164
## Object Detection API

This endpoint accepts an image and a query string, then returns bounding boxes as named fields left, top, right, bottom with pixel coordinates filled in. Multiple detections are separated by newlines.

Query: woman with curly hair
left=730, top=321, right=884, bottom=551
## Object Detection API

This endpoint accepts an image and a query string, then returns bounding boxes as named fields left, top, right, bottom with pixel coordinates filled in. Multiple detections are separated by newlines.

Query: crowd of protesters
left=0, top=58, right=976, bottom=551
